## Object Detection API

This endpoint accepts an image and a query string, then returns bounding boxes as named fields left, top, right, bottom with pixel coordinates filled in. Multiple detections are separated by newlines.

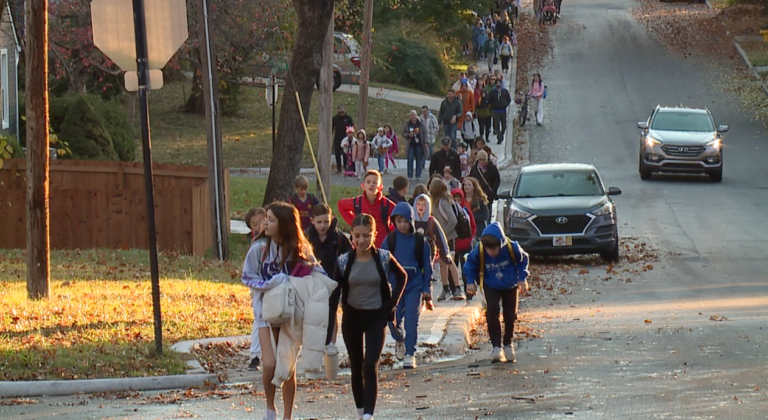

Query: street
left=3, top=0, right=768, bottom=418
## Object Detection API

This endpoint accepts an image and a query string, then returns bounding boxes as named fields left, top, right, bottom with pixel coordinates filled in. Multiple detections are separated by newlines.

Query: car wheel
left=709, top=167, right=723, bottom=183
left=639, top=158, right=652, bottom=181
left=601, top=232, right=620, bottom=263
left=333, top=71, right=342, bottom=91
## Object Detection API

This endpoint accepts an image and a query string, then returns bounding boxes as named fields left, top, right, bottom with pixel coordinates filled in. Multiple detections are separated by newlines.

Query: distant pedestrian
left=428, top=137, right=462, bottom=180
left=456, top=80, right=476, bottom=126
left=494, top=12, right=513, bottom=42
left=489, top=78, right=512, bottom=144
left=334, top=214, right=407, bottom=420
left=484, top=32, right=500, bottom=73
left=352, top=129, right=371, bottom=179
left=371, top=127, right=392, bottom=174
left=476, top=23, right=488, bottom=60
left=499, top=36, right=514, bottom=73
left=528, top=73, right=546, bottom=126
left=476, top=90, right=493, bottom=142
left=419, top=106, right=440, bottom=165
left=534, top=0, right=543, bottom=22
left=244, top=207, right=266, bottom=244
left=403, top=110, right=426, bottom=180
left=457, top=142, right=470, bottom=179
left=438, top=90, right=463, bottom=148
left=451, top=188, right=477, bottom=294
left=460, top=111, right=480, bottom=144
left=332, top=106, right=354, bottom=174
left=464, top=222, right=529, bottom=363
left=289, top=175, right=320, bottom=231
left=382, top=202, right=433, bottom=369
left=383, top=125, right=399, bottom=171
left=469, top=150, right=501, bottom=202
left=469, top=137, right=498, bottom=167
left=341, top=127, right=357, bottom=177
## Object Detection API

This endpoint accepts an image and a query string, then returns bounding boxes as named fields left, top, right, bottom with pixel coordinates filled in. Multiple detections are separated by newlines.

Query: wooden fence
left=0, top=159, right=229, bottom=256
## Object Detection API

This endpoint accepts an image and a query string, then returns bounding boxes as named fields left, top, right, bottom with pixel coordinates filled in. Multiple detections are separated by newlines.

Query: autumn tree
left=262, top=0, right=334, bottom=205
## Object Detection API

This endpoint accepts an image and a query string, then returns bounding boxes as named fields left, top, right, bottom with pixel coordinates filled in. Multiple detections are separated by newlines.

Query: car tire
left=639, top=159, right=652, bottom=181
left=333, top=71, right=342, bottom=91
left=709, top=167, right=723, bottom=183
left=601, top=232, right=620, bottom=263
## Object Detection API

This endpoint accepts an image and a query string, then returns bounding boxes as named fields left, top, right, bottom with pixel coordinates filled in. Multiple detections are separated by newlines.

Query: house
left=0, top=2, right=21, bottom=141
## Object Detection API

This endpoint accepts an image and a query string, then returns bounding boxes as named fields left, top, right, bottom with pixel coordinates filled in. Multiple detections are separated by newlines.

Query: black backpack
left=386, top=231, right=427, bottom=272
left=353, top=196, right=391, bottom=233
left=453, top=202, right=472, bottom=239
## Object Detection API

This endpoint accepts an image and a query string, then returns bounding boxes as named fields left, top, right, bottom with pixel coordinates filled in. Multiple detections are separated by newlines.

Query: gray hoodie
left=432, top=195, right=458, bottom=241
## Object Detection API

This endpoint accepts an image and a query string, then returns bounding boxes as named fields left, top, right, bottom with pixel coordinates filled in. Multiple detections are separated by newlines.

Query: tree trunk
left=262, top=0, right=335, bottom=205
left=26, top=0, right=51, bottom=299
left=357, top=0, right=373, bottom=131
left=317, top=16, right=334, bottom=202
left=184, top=66, right=206, bottom=114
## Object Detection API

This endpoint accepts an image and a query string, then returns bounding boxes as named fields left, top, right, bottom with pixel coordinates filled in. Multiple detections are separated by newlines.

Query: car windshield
left=515, top=170, right=604, bottom=198
left=651, top=111, right=714, bottom=132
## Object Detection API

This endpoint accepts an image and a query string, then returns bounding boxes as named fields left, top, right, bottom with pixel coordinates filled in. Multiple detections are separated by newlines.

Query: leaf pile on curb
left=514, top=8, right=554, bottom=92
left=191, top=340, right=251, bottom=378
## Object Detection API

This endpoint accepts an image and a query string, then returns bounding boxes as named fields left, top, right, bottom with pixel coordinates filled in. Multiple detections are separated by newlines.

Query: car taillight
left=351, top=57, right=361, bottom=69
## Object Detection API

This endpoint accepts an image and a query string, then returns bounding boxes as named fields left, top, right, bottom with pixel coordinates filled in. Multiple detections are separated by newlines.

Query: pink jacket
left=352, top=139, right=370, bottom=162
left=529, top=80, right=545, bottom=99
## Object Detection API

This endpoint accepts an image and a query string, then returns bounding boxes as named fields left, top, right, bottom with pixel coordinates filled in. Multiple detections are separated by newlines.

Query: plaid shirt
left=419, top=112, right=440, bottom=145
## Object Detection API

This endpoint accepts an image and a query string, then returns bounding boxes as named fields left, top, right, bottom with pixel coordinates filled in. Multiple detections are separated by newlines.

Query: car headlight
left=509, top=204, right=532, bottom=219
left=590, top=202, right=614, bottom=216
left=645, top=136, right=661, bottom=147
left=706, top=138, right=722, bottom=150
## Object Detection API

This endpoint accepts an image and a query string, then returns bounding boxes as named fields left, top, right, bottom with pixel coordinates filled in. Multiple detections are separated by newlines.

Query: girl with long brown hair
left=334, top=214, right=407, bottom=420
left=463, top=176, right=490, bottom=238
left=241, top=202, right=320, bottom=420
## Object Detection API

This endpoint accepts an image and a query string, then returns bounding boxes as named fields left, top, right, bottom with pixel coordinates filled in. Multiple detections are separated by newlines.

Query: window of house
left=1, top=49, right=8, bottom=130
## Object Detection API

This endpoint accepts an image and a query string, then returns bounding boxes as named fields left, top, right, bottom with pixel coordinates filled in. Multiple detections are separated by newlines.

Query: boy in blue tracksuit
left=464, top=222, right=529, bottom=364
left=382, top=202, right=433, bottom=369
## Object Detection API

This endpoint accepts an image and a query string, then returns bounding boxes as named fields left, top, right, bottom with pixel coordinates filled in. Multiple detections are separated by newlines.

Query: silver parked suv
left=638, top=105, right=728, bottom=182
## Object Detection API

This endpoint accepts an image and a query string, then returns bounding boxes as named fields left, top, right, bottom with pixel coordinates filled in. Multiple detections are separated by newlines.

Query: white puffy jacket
left=271, top=270, right=337, bottom=387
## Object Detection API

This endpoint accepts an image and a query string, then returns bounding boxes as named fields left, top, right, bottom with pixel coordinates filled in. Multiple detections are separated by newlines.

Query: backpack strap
left=386, top=231, right=397, bottom=256
left=415, top=233, right=425, bottom=273
left=353, top=197, right=362, bottom=215
left=381, top=200, right=391, bottom=233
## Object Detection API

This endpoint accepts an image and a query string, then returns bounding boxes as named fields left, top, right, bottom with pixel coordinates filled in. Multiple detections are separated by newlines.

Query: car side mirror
left=497, top=190, right=512, bottom=200
left=637, top=122, right=648, bottom=130
left=607, top=187, right=622, bottom=196
left=717, top=125, right=729, bottom=133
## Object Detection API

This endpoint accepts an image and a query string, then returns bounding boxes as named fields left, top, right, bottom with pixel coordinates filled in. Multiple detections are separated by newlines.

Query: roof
left=520, top=163, right=597, bottom=173
left=655, top=105, right=709, bottom=114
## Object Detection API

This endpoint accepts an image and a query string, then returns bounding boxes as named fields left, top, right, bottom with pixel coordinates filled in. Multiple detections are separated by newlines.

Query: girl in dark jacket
left=476, top=90, right=493, bottom=142
left=469, top=150, right=501, bottom=203
left=334, top=214, right=407, bottom=420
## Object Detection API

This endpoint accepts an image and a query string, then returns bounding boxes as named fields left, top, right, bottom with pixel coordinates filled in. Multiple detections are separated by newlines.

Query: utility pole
left=317, top=16, right=333, bottom=202
left=199, top=0, right=228, bottom=260
left=26, top=0, right=50, bottom=300
left=357, top=0, right=373, bottom=131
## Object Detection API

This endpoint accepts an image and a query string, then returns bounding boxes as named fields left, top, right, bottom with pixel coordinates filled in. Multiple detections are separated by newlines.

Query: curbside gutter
left=440, top=300, right=484, bottom=355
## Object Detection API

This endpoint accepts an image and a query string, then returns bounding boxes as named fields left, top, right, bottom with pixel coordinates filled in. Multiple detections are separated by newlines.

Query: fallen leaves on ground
left=709, top=315, right=730, bottom=321
left=0, top=398, right=41, bottom=406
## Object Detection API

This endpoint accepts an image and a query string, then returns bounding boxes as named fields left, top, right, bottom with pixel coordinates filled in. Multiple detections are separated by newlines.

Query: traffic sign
left=91, top=0, right=188, bottom=71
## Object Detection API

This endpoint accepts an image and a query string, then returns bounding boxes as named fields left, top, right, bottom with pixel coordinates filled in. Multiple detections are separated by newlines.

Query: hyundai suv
left=638, top=106, right=728, bottom=182
left=499, top=163, right=622, bottom=262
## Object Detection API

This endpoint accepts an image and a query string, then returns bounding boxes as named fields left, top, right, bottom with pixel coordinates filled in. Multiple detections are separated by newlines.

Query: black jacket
left=489, top=87, right=512, bottom=112
left=438, top=97, right=463, bottom=125
left=387, top=188, right=407, bottom=205
left=332, top=114, right=354, bottom=141
left=469, top=162, right=501, bottom=202
left=429, top=148, right=462, bottom=179
left=494, top=19, right=513, bottom=41
left=306, top=218, right=352, bottom=276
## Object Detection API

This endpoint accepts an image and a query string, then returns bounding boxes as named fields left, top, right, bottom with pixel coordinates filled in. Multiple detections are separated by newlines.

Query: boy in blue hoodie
left=464, top=222, right=529, bottom=363
left=382, top=202, right=433, bottom=369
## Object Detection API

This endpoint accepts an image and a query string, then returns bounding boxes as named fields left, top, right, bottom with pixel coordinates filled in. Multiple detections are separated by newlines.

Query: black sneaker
left=248, top=356, right=261, bottom=371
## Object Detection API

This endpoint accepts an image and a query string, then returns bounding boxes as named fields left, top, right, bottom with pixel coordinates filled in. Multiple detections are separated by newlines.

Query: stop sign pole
left=130, top=0, right=163, bottom=355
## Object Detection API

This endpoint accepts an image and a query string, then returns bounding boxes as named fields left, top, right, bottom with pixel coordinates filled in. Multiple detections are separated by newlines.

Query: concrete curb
left=0, top=374, right=219, bottom=398
left=498, top=46, right=518, bottom=170
left=440, top=300, right=484, bottom=355
left=733, top=41, right=768, bottom=99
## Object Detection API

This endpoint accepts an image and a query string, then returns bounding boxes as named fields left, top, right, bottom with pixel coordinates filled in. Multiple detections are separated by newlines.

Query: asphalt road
left=4, top=1, right=768, bottom=419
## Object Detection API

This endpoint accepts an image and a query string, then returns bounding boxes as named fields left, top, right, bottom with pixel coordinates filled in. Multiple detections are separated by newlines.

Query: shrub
left=59, top=97, right=119, bottom=161
left=100, top=99, right=137, bottom=161
left=374, top=36, right=448, bottom=95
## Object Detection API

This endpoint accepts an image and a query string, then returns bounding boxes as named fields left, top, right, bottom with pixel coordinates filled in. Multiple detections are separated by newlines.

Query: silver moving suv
left=500, top=163, right=622, bottom=262
left=638, top=105, right=728, bottom=182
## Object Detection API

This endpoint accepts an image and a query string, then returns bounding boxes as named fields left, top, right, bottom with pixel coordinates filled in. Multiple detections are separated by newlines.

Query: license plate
left=553, top=236, right=572, bottom=246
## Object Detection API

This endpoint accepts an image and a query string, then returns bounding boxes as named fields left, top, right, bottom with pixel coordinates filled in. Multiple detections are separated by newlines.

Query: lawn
left=0, top=249, right=251, bottom=381
left=740, top=41, right=768, bottom=67
left=228, top=176, right=360, bottom=230
left=146, top=81, right=417, bottom=168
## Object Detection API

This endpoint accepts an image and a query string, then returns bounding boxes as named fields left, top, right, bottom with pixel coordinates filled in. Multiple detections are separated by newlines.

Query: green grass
left=741, top=41, right=768, bottom=67
left=229, top=176, right=361, bottom=230
left=146, top=81, right=416, bottom=168
left=0, top=249, right=251, bottom=381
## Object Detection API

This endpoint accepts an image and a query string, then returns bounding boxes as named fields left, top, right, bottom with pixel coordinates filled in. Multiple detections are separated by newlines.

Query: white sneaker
left=491, top=347, right=506, bottom=363
left=395, top=340, right=406, bottom=361
left=262, top=409, right=277, bottom=420
left=403, top=354, right=417, bottom=369
left=356, top=407, right=364, bottom=420
left=362, top=414, right=374, bottom=420
left=504, top=344, right=516, bottom=363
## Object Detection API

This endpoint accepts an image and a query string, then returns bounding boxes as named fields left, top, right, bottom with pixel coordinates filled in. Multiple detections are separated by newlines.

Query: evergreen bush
left=59, top=97, right=119, bottom=161
left=375, top=36, right=448, bottom=95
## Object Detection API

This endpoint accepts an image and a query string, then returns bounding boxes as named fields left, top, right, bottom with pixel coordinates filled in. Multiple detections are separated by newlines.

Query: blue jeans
left=443, top=123, right=458, bottom=148
left=377, top=154, right=385, bottom=172
left=407, top=145, right=423, bottom=179
left=388, top=288, right=422, bottom=356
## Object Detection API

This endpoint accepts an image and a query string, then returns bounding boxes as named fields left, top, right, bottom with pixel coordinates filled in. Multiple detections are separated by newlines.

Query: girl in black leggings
left=334, top=214, right=407, bottom=420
